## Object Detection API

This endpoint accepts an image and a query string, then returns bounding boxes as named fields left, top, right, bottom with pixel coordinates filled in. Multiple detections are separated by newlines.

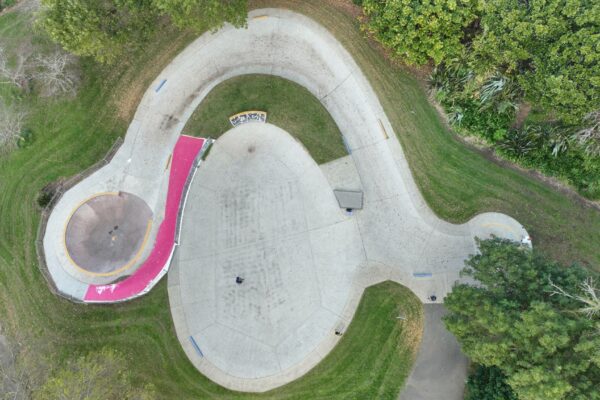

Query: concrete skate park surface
left=42, top=133, right=207, bottom=301
left=41, top=7, right=530, bottom=397
left=166, top=9, right=529, bottom=393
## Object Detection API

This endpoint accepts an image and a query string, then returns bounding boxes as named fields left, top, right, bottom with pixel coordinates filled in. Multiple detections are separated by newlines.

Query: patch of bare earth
left=111, top=29, right=194, bottom=122
left=513, top=102, right=532, bottom=128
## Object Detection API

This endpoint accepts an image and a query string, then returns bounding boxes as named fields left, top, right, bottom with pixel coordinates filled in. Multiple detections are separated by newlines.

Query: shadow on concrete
left=399, top=305, right=468, bottom=400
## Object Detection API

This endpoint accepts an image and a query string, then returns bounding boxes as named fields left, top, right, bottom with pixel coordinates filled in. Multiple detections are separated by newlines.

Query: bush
left=497, top=123, right=600, bottom=199
left=430, top=63, right=517, bottom=141
left=466, top=365, right=517, bottom=400
left=445, top=239, right=598, bottom=400
left=430, top=62, right=600, bottom=200
left=37, top=180, right=61, bottom=208
left=362, top=0, right=481, bottom=65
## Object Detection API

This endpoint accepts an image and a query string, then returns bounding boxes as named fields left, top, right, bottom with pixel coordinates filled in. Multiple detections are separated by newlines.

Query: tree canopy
left=471, top=0, right=600, bottom=124
left=465, top=365, right=517, bottom=400
left=362, top=0, right=599, bottom=127
left=444, top=238, right=600, bottom=400
left=39, top=0, right=248, bottom=63
left=152, top=0, right=247, bottom=32
left=362, top=0, right=481, bottom=65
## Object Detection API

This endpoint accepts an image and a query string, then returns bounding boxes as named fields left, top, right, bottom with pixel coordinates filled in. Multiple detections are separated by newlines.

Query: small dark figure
left=236, top=276, right=244, bottom=285
left=335, top=330, right=343, bottom=336
left=429, top=295, right=437, bottom=302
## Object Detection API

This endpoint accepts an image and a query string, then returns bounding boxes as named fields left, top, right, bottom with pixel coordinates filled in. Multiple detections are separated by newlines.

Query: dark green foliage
left=363, top=0, right=600, bottom=198
left=430, top=61, right=600, bottom=199
left=445, top=239, right=600, bottom=400
left=0, top=0, right=16, bottom=11
left=429, top=63, right=517, bottom=141
left=465, top=365, right=517, bottom=400
left=16, top=127, right=33, bottom=148
left=152, top=0, right=247, bottom=32
left=0, top=0, right=14, bottom=10
left=471, top=0, right=600, bottom=125
left=498, top=123, right=600, bottom=199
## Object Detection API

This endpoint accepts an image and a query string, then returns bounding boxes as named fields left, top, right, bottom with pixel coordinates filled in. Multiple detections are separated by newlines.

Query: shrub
left=466, top=365, right=517, bottom=400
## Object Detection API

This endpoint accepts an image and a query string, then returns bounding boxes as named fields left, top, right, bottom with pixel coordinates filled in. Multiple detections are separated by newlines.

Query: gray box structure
left=333, top=189, right=364, bottom=210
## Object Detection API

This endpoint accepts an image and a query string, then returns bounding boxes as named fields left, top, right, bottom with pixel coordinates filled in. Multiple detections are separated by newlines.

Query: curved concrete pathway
left=42, top=7, right=530, bottom=396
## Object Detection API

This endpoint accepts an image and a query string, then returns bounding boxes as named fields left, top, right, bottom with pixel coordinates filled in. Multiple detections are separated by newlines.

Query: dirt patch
left=327, top=0, right=363, bottom=18
left=111, top=28, right=194, bottom=122
left=513, top=102, right=532, bottom=128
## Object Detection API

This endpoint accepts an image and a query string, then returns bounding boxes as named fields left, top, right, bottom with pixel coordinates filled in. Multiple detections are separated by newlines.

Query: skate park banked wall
left=84, top=135, right=207, bottom=302
left=42, top=134, right=208, bottom=303
left=41, top=7, right=530, bottom=393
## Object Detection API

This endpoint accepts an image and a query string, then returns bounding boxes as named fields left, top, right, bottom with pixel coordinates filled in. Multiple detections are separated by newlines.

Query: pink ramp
left=84, top=135, right=206, bottom=302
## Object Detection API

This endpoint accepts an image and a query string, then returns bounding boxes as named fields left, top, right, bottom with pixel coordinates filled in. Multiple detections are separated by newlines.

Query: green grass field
left=182, top=74, right=346, bottom=165
left=0, top=0, right=599, bottom=399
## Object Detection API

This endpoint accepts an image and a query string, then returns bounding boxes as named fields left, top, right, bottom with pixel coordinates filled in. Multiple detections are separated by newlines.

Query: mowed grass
left=182, top=74, right=346, bottom=164
left=0, top=6, right=421, bottom=400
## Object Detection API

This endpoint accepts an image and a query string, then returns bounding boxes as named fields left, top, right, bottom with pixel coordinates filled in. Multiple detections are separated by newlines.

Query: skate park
left=40, top=8, right=530, bottom=398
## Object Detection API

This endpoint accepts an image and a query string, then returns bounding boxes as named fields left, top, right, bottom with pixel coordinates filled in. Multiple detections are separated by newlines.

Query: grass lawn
left=182, top=74, right=346, bottom=165
left=0, top=0, right=599, bottom=399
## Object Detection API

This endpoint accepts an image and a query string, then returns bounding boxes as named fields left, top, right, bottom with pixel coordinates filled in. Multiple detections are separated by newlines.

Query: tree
left=465, top=365, right=517, bottom=400
left=444, top=238, right=600, bottom=400
left=470, top=0, right=600, bottom=124
left=39, top=0, right=160, bottom=64
left=361, top=0, right=482, bottom=65
left=152, top=0, right=247, bottom=32
left=33, top=348, right=156, bottom=400
left=0, top=100, right=26, bottom=155
left=33, top=49, right=79, bottom=97
left=0, top=46, right=29, bottom=89
left=39, top=0, right=248, bottom=64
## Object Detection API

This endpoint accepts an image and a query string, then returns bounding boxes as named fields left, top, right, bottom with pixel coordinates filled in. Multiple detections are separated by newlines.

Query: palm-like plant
left=478, top=74, right=521, bottom=115
left=550, top=277, right=600, bottom=319
left=573, top=110, right=600, bottom=157
left=498, top=125, right=541, bottom=157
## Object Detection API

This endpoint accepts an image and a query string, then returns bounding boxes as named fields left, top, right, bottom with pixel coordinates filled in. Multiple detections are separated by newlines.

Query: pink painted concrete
left=84, top=136, right=206, bottom=302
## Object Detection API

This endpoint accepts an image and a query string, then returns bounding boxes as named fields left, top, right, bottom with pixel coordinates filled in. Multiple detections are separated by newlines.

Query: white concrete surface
left=172, top=123, right=365, bottom=384
left=164, top=9, right=529, bottom=391
left=42, top=7, right=531, bottom=395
